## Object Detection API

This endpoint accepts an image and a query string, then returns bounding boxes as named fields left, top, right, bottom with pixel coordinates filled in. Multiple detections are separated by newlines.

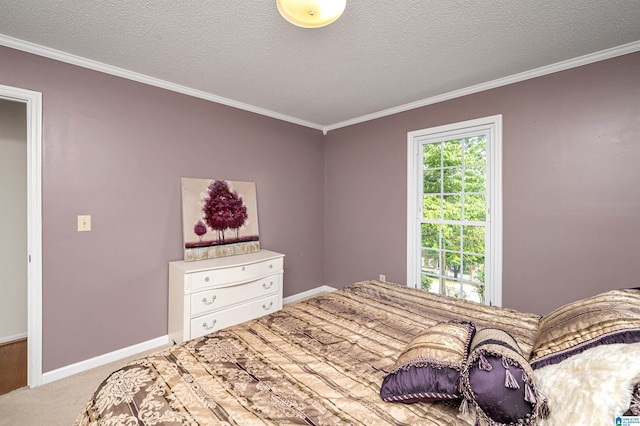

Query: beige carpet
left=0, top=345, right=169, bottom=426
left=0, top=299, right=314, bottom=425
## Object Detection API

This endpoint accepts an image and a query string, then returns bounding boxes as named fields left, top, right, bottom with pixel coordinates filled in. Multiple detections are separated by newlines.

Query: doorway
left=0, top=99, right=27, bottom=394
left=0, top=84, right=43, bottom=389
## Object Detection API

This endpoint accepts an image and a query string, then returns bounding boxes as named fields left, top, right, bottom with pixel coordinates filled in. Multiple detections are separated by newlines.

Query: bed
left=75, top=280, right=640, bottom=425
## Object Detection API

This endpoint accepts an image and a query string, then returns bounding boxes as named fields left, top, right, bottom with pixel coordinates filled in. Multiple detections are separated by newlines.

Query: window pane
left=443, top=140, right=462, bottom=166
left=421, top=249, right=440, bottom=275
left=444, top=280, right=483, bottom=303
left=423, top=143, right=441, bottom=168
left=444, top=251, right=461, bottom=278
left=421, top=223, right=439, bottom=249
left=464, top=194, right=486, bottom=221
left=443, top=167, right=462, bottom=193
left=444, top=279, right=462, bottom=298
left=463, top=225, right=485, bottom=255
left=464, top=136, right=486, bottom=166
left=443, top=195, right=462, bottom=220
left=442, top=224, right=460, bottom=251
left=464, top=282, right=485, bottom=304
left=423, top=170, right=441, bottom=194
left=421, top=274, right=436, bottom=292
left=463, top=254, right=485, bottom=283
left=464, top=166, right=485, bottom=193
left=423, top=195, right=441, bottom=219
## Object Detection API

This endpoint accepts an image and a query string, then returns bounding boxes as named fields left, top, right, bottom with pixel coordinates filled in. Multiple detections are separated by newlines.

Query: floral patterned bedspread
left=75, top=280, right=540, bottom=425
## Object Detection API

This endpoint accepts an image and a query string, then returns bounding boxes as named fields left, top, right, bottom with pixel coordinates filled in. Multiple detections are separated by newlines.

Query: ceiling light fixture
left=276, top=0, right=346, bottom=28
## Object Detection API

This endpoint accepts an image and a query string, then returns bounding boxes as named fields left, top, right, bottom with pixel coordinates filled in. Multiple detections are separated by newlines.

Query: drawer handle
left=202, top=295, right=217, bottom=305
left=204, top=276, right=210, bottom=282
left=263, top=281, right=273, bottom=290
left=242, top=266, right=246, bottom=271
left=263, top=302, right=273, bottom=311
left=203, top=319, right=217, bottom=330
left=269, top=264, right=273, bottom=269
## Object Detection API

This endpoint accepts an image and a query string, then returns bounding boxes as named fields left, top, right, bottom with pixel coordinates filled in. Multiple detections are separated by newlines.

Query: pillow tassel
left=459, top=397, right=471, bottom=415
left=537, top=397, right=550, bottom=419
left=501, top=356, right=520, bottom=389
left=478, top=352, right=492, bottom=371
left=524, top=381, right=537, bottom=404
left=504, top=368, right=519, bottom=389
left=455, top=372, right=464, bottom=393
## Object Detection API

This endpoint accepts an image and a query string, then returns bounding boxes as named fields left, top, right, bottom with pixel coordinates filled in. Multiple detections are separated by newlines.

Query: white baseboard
left=41, top=335, right=169, bottom=385
left=40, top=286, right=335, bottom=385
left=283, top=285, right=337, bottom=305
left=0, top=332, right=28, bottom=345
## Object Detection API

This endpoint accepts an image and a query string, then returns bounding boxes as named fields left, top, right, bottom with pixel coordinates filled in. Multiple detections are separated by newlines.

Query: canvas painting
left=181, top=178, right=260, bottom=261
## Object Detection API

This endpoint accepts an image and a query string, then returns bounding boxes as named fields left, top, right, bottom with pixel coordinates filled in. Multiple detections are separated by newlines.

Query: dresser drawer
left=190, top=294, right=280, bottom=339
left=190, top=275, right=280, bottom=316
left=188, top=257, right=283, bottom=291
left=168, top=250, right=285, bottom=344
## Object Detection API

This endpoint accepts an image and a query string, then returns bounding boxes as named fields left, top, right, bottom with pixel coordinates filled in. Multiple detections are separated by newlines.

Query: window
left=407, top=115, right=502, bottom=306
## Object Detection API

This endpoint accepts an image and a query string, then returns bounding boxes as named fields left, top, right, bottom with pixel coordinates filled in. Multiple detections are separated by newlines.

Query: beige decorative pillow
left=530, top=289, right=640, bottom=369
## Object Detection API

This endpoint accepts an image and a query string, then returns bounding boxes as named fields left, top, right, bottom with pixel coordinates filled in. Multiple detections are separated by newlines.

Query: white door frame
left=0, top=84, right=43, bottom=387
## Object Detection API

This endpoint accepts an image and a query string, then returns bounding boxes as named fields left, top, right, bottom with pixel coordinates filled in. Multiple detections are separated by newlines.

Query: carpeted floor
left=0, top=298, right=314, bottom=426
left=0, top=345, right=169, bottom=426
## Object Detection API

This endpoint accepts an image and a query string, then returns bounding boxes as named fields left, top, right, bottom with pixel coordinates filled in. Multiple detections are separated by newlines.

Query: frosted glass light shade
left=276, top=0, right=346, bottom=28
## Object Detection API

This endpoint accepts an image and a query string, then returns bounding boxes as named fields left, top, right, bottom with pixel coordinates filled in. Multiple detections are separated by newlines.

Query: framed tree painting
left=181, top=177, right=260, bottom=261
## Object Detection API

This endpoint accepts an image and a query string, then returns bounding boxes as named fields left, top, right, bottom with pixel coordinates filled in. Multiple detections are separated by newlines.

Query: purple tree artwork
left=181, top=178, right=260, bottom=261
left=193, top=220, right=207, bottom=242
left=201, top=180, right=248, bottom=242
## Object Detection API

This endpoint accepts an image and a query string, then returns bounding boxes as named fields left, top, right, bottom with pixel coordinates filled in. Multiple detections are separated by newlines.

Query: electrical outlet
left=77, top=215, right=91, bottom=232
left=379, top=274, right=386, bottom=282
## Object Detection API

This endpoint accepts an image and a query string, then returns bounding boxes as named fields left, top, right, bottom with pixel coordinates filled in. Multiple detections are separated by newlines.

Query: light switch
left=77, top=215, right=91, bottom=232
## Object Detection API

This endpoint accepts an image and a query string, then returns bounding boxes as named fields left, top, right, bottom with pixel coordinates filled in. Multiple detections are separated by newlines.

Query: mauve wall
left=0, top=46, right=325, bottom=372
left=2, top=43, right=639, bottom=372
left=324, top=52, right=640, bottom=315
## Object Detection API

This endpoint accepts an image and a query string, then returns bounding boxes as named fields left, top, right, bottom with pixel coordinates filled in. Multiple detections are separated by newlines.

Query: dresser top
left=169, top=249, right=284, bottom=273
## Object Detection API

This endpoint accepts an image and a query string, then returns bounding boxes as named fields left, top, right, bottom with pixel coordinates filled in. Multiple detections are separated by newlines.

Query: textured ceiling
left=1, top=1, right=639, bottom=131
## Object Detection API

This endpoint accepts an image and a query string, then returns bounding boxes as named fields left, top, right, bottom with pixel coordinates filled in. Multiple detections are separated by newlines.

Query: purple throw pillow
left=380, top=321, right=475, bottom=403
left=460, top=328, right=549, bottom=425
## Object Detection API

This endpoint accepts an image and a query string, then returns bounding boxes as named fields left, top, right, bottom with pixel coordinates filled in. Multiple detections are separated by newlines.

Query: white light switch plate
left=77, top=215, right=91, bottom=232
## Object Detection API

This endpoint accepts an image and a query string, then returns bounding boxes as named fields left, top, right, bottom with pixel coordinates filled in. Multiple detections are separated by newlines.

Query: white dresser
left=168, top=250, right=284, bottom=344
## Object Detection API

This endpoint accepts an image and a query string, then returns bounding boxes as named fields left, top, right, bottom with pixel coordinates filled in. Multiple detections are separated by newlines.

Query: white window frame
left=407, top=115, right=502, bottom=306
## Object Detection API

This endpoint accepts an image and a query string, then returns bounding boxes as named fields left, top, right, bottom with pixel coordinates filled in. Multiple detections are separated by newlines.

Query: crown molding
left=325, top=39, right=640, bottom=132
left=2, top=34, right=638, bottom=134
left=0, top=34, right=324, bottom=131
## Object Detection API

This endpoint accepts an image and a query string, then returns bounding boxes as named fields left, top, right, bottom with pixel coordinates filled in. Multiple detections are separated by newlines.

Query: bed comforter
left=75, top=280, right=540, bottom=425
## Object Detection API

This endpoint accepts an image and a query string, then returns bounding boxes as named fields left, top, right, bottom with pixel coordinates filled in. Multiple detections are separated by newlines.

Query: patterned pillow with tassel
left=459, top=328, right=549, bottom=426
left=380, top=321, right=475, bottom=403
